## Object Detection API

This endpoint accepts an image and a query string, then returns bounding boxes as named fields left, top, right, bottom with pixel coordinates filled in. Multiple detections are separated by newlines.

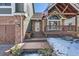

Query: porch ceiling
left=48, top=3, right=78, bottom=18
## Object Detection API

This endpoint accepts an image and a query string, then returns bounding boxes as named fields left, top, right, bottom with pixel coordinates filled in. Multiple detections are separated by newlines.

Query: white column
left=77, top=14, right=79, bottom=37
left=77, top=14, right=79, bottom=31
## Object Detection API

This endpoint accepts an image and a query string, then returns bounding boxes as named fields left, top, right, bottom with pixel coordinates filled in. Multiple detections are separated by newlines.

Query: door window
left=35, top=22, right=40, bottom=32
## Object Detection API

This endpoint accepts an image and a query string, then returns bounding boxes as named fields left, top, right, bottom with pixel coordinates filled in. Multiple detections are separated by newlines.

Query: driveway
left=0, top=44, right=13, bottom=56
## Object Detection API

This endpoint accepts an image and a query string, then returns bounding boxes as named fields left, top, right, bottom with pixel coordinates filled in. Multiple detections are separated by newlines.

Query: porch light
left=15, top=20, right=21, bottom=27
left=17, top=22, right=21, bottom=27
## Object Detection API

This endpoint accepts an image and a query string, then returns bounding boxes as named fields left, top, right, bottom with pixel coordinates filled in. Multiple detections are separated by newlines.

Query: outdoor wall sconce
left=15, top=20, right=21, bottom=27
left=17, top=22, right=21, bottom=27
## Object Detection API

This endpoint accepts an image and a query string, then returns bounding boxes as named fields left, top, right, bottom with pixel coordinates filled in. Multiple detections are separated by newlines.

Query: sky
left=34, top=3, right=48, bottom=13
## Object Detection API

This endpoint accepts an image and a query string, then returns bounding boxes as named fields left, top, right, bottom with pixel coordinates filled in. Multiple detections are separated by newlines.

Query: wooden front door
left=34, top=21, right=40, bottom=32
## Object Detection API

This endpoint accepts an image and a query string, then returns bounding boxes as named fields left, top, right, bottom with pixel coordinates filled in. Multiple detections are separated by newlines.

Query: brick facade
left=0, top=16, right=25, bottom=44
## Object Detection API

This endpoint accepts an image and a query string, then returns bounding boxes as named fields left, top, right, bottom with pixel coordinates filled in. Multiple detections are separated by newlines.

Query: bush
left=10, top=44, right=21, bottom=56
left=38, top=48, right=53, bottom=56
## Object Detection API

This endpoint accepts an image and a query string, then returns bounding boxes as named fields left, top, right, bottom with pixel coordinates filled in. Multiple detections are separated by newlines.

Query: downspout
left=20, top=14, right=23, bottom=43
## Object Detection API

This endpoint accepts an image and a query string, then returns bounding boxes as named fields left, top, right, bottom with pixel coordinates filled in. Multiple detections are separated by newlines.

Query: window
left=0, top=3, right=11, bottom=6
left=47, top=15, right=61, bottom=30
left=0, top=8, right=11, bottom=14
left=15, top=3, right=24, bottom=12
left=48, top=15, right=61, bottom=20
left=49, top=21, right=60, bottom=30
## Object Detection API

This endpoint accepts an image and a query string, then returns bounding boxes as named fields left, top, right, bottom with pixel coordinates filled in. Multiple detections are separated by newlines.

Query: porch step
left=24, top=38, right=47, bottom=42
left=22, top=41, right=50, bottom=50
left=32, top=32, right=45, bottom=38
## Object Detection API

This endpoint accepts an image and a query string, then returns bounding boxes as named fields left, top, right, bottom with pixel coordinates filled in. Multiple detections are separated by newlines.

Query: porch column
left=62, top=18, right=65, bottom=31
left=77, top=13, right=79, bottom=31
left=77, top=12, right=79, bottom=37
left=42, top=19, right=44, bottom=32
left=42, top=16, right=47, bottom=32
left=75, top=15, right=77, bottom=32
left=74, top=15, right=77, bottom=37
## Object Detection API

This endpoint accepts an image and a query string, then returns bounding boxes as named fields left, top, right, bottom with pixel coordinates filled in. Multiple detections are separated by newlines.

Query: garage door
left=0, top=25, right=15, bottom=44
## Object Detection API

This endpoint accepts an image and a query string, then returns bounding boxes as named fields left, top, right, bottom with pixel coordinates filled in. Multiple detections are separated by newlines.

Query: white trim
left=48, top=17, right=61, bottom=20
left=11, top=3, right=15, bottom=15
left=70, top=3, right=79, bottom=11
left=24, top=3, right=26, bottom=13
left=48, top=3, right=56, bottom=11
left=13, top=13, right=25, bottom=15
left=0, top=6, right=12, bottom=8
left=47, top=19, right=60, bottom=25
left=0, top=14, right=13, bottom=16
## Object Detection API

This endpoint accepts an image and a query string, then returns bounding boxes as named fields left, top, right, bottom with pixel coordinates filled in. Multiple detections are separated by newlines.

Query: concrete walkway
left=0, top=44, right=13, bottom=56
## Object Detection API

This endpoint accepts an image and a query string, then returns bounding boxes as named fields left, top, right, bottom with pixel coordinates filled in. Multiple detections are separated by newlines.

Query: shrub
left=38, top=48, right=53, bottom=56
left=10, top=44, right=21, bottom=56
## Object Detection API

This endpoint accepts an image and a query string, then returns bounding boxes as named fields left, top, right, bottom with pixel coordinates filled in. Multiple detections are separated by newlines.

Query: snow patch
left=47, top=38, right=79, bottom=56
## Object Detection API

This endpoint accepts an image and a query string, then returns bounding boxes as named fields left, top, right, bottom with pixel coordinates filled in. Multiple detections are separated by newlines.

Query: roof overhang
left=47, top=3, right=79, bottom=12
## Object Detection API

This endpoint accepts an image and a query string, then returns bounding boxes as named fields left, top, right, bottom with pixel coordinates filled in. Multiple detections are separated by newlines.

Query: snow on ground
left=22, top=53, right=40, bottom=56
left=47, top=37, right=79, bottom=56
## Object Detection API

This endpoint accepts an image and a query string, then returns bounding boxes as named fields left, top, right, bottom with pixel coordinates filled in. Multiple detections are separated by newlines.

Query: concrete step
left=24, top=38, right=47, bottom=42
left=32, top=32, right=45, bottom=38
left=22, top=42, right=50, bottom=50
left=24, top=39, right=47, bottom=42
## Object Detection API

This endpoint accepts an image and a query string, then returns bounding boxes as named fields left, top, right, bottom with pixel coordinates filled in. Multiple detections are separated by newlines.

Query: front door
left=34, top=21, right=40, bottom=32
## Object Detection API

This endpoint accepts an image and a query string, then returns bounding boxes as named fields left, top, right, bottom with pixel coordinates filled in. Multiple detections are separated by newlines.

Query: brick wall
left=0, top=16, right=25, bottom=44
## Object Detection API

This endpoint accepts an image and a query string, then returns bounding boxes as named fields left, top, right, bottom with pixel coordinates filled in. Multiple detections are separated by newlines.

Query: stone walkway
left=0, top=44, right=13, bottom=56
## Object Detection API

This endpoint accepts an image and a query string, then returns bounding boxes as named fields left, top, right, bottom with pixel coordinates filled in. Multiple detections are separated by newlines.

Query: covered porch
left=43, top=3, right=79, bottom=37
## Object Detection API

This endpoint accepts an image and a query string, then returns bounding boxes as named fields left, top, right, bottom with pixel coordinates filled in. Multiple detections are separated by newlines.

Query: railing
left=62, top=26, right=75, bottom=31
left=46, top=25, right=76, bottom=32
